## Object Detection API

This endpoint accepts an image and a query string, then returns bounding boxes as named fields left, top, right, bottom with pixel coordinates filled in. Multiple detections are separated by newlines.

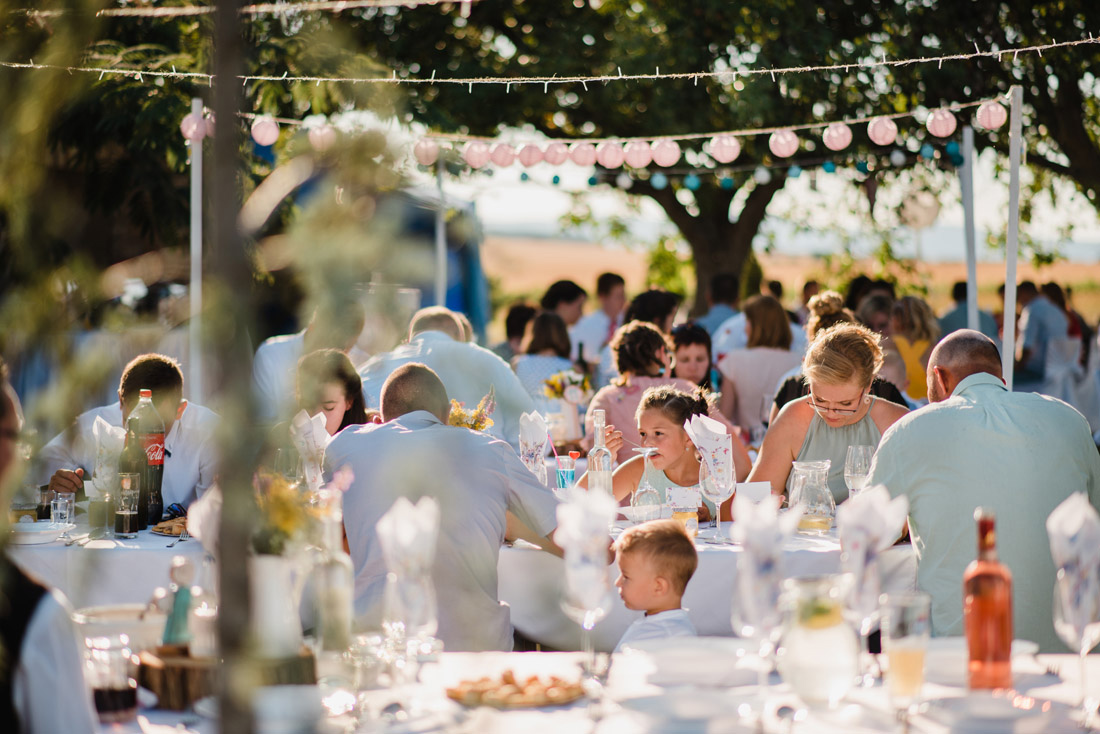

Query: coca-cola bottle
left=963, top=507, right=1013, bottom=689
left=131, top=389, right=165, bottom=528
left=117, top=417, right=145, bottom=531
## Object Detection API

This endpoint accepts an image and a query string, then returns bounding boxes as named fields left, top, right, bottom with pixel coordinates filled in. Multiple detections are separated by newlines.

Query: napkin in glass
left=730, top=494, right=802, bottom=633
left=1046, top=492, right=1100, bottom=635
left=91, top=416, right=126, bottom=498
left=683, top=414, right=733, bottom=494
left=378, top=497, right=441, bottom=645
left=518, top=411, right=549, bottom=485
left=836, top=485, right=909, bottom=624
left=290, top=410, right=330, bottom=492
left=556, top=487, right=616, bottom=615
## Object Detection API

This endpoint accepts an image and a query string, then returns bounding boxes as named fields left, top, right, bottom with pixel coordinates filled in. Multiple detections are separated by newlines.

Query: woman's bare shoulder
left=872, top=396, right=910, bottom=427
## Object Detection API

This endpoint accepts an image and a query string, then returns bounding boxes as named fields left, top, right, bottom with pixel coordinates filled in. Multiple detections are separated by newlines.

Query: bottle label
left=142, top=433, right=165, bottom=466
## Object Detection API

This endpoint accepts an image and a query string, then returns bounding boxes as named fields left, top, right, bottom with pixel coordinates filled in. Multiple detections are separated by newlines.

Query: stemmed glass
left=630, top=447, right=662, bottom=523
left=699, top=459, right=735, bottom=542
left=561, top=561, right=612, bottom=682
left=731, top=563, right=784, bottom=721
left=844, top=445, right=874, bottom=499
left=842, top=556, right=882, bottom=688
left=1052, top=568, right=1100, bottom=727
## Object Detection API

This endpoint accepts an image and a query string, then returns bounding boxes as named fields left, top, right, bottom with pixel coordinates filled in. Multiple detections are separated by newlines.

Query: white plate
left=8, top=522, right=72, bottom=545
left=619, top=689, right=756, bottom=721
left=924, top=637, right=1039, bottom=686
left=925, top=692, right=1069, bottom=733
left=621, top=636, right=752, bottom=657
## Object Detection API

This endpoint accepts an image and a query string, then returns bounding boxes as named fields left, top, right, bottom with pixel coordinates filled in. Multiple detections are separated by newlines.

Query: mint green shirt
left=868, top=372, right=1100, bottom=652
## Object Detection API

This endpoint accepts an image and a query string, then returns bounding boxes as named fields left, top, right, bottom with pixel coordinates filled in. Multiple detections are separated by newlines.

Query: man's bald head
left=380, top=363, right=450, bottom=422
left=927, top=329, right=1003, bottom=401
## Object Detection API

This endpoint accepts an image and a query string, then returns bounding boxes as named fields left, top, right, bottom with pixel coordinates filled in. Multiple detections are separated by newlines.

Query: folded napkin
left=1047, top=493, right=1100, bottom=635
left=185, top=483, right=221, bottom=557
left=837, top=485, right=909, bottom=624
left=518, top=411, right=549, bottom=485
left=377, top=496, right=440, bottom=577
left=556, top=487, right=616, bottom=613
left=91, top=417, right=126, bottom=498
left=683, top=414, right=733, bottom=494
left=290, top=410, right=330, bottom=492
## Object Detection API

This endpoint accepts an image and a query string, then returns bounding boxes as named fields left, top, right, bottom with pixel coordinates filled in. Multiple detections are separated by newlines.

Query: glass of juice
left=881, top=591, right=932, bottom=716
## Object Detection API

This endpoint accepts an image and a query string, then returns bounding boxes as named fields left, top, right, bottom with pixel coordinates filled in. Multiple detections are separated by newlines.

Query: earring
left=863, top=394, right=872, bottom=405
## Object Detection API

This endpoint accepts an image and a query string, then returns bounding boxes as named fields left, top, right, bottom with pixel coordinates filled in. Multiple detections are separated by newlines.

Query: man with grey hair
left=358, top=306, right=534, bottom=450
left=868, top=329, right=1100, bottom=651
left=326, top=363, right=561, bottom=651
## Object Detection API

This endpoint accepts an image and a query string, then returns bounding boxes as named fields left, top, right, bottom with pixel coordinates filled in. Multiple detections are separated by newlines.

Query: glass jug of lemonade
left=776, top=574, right=859, bottom=707
left=789, top=460, right=834, bottom=534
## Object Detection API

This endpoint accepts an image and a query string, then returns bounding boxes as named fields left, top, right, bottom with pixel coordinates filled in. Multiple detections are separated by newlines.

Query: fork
left=1046, top=660, right=1061, bottom=678
left=167, top=527, right=190, bottom=548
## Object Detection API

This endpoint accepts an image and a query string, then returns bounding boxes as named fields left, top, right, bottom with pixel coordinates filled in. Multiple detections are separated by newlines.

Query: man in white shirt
left=0, top=362, right=98, bottom=733
left=37, top=353, right=219, bottom=509
left=358, top=307, right=534, bottom=451
left=326, top=363, right=561, bottom=651
left=252, top=302, right=369, bottom=423
left=868, top=330, right=1100, bottom=651
left=1014, top=280, right=1069, bottom=392
left=570, top=272, right=626, bottom=364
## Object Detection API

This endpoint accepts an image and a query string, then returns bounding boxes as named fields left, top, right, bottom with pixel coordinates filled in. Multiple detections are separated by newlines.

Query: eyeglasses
left=808, top=390, right=866, bottom=416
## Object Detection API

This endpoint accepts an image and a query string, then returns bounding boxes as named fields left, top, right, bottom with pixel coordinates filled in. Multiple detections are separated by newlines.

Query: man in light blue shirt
left=938, top=281, right=999, bottom=344
left=868, top=330, right=1100, bottom=652
left=695, top=273, right=740, bottom=337
left=1014, top=280, right=1068, bottom=391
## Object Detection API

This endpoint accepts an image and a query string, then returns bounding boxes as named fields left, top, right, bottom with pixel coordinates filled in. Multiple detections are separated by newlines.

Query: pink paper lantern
left=489, top=143, right=516, bottom=167
left=768, top=130, right=799, bottom=158
left=623, top=141, right=653, bottom=168
left=651, top=140, right=682, bottom=167
left=822, top=122, right=852, bottom=152
left=976, top=101, right=1008, bottom=131
left=595, top=141, right=625, bottom=168
left=543, top=142, right=569, bottom=166
left=708, top=135, right=741, bottom=163
left=413, top=139, right=440, bottom=166
left=926, top=109, right=958, bottom=138
left=518, top=144, right=543, bottom=167
left=569, top=142, right=597, bottom=166
left=463, top=141, right=491, bottom=169
left=867, top=117, right=898, bottom=146
left=251, top=116, right=280, bottom=146
left=180, top=112, right=205, bottom=142
left=308, top=124, right=336, bottom=152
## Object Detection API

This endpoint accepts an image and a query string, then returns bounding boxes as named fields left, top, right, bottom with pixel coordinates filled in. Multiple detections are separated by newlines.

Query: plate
left=618, top=506, right=674, bottom=523
left=924, top=637, right=1039, bottom=686
left=8, top=522, right=72, bottom=545
left=620, top=637, right=757, bottom=688
left=925, top=692, right=1069, bottom=733
left=619, top=689, right=756, bottom=721
left=149, top=528, right=184, bottom=537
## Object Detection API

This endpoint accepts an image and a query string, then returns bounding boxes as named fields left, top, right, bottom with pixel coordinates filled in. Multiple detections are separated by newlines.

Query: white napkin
left=1047, top=493, right=1100, bottom=636
left=290, top=410, right=330, bottom=492
left=730, top=493, right=803, bottom=550
left=186, top=483, right=222, bottom=557
left=556, top=487, right=616, bottom=613
left=376, top=496, right=440, bottom=577
left=518, top=411, right=549, bottom=485
left=91, top=417, right=126, bottom=498
left=836, top=485, right=909, bottom=621
left=683, top=414, right=733, bottom=493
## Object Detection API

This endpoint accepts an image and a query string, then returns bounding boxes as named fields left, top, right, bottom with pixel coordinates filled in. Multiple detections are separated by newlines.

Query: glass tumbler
left=114, top=474, right=140, bottom=539
left=84, top=634, right=138, bottom=724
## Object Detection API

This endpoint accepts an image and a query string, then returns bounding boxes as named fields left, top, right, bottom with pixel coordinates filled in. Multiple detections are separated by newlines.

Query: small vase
left=249, top=554, right=304, bottom=658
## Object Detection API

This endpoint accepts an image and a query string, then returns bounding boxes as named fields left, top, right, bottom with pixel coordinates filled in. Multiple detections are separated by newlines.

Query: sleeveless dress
left=787, top=397, right=882, bottom=505
left=892, top=337, right=931, bottom=400
left=641, top=462, right=716, bottom=516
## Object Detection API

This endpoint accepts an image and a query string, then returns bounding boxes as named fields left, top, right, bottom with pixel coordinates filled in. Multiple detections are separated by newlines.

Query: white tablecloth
left=499, top=525, right=917, bottom=652
left=8, top=519, right=205, bottom=608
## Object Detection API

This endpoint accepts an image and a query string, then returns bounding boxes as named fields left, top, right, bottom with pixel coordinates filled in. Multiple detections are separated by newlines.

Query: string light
left=13, top=0, right=476, bottom=20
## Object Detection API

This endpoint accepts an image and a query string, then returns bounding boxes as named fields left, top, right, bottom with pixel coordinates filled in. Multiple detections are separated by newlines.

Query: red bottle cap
left=569, top=451, right=581, bottom=460
left=140, top=389, right=152, bottom=399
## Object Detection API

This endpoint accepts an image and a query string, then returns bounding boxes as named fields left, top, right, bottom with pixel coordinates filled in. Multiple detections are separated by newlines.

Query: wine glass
left=561, top=561, right=612, bottom=681
left=843, top=445, right=874, bottom=499
left=699, top=459, right=734, bottom=542
left=731, top=559, right=784, bottom=720
left=630, top=447, right=662, bottom=523
left=1053, top=568, right=1100, bottom=727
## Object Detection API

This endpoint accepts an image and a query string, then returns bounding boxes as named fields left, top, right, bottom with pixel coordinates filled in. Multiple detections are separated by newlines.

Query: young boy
left=613, top=519, right=699, bottom=652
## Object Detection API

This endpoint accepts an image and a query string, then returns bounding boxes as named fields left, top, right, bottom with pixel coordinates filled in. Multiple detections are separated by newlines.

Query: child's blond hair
left=614, top=519, right=698, bottom=595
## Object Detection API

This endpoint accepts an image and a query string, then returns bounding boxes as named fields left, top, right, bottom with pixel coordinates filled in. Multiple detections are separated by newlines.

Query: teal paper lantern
left=788, top=165, right=803, bottom=178
left=651, top=172, right=669, bottom=190
left=684, top=173, right=701, bottom=191
left=822, top=161, right=837, bottom=173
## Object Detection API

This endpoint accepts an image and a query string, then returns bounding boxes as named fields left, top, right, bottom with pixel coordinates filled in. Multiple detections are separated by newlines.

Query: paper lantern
left=615, top=173, right=633, bottom=189
left=595, top=141, right=625, bottom=168
left=822, top=122, right=852, bottom=152
left=489, top=143, right=515, bottom=167
left=889, top=149, right=907, bottom=166
left=650, top=172, right=668, bottom=190
left=753, top=166, right=773, bottom=184
left=976, top=101, right=1008, bottom=131
left=543, top=142, right=569, bottom=166
left=462, top=141, right=491, bottom=169
left=569, top=142, right=597, bottom=166
left=308, top=124, right=336, bottom=152
left=708, top=135, right=741, bottom=163
left=926, top=109, right=957, bottom=138
left=251, top=116, right=279, bottom=146
left=768, top=130, right=799, bottom=158
left=180, top=112, right=205, bottom=142
left=518, top=144, right=543, bottom=167
left=413, top=139, right=440, bottom=166
left=651, top=140, right=682, bottom=167
left=623, top=141, right=653, bottom=168
left=683, top=173, right=701, bottom=191
left=867, top=117, right=898, bottom=146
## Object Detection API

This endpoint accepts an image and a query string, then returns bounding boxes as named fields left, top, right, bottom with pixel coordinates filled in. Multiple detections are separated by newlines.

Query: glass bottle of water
left=313, top=489, right=354, bottom=653
left=587, top=409, right=614, bottom=497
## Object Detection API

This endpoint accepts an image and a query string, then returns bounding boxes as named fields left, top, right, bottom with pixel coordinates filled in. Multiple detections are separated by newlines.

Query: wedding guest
left=614, top=519, right=699, bottom=652
left=696, top=273, right=740, bottom=337
left=670, top=323, right=718, bottom=391
left=856, top=292, right=894, bottom=336
left=512, top=312, right=574, bottom=406
left=37, top=353, right=219, bottom=508
left=297, top=349, right=368, bottom=435
left=325, top=363, right=562, bottom=652
left=540, top=280, right=587, bottom=327
left=744, top=323, right=908, bottom=509
left=596, top=288, right=681, bottom=386
left=884, top=296, right=940, bottom=404
left=0, top=361, right=98, bottom=733
left=455, top=311, right=476, bottom=343
left=491, top=302, right=536, bottom=363
left=717, top=295, right=804, bottom=433
left=252, top=300, right=368, bottom=423
left=766, top=280, right=799, bottom=323
left=868, top=330, right=1100, bottom=651
left=570, top=272, right=626, bottom=364
left=711, top=294, right=807, bottom=365
left=1014, top=281, right=1069, bottom=392
left=795, top=280, right=821, bottom=325
left=358, top=306, right=534, bottom=451
left=938, top=281, right=999, bottom=342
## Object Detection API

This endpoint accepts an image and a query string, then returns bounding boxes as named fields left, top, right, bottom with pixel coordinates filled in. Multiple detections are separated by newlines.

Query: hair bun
left=692, top=385, right=715, bottom=415
left=808, top=291, right=844, bottom=318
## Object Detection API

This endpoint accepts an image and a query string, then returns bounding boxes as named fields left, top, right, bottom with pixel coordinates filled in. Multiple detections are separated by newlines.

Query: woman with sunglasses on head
left=739, top=323, right=908, bottom=512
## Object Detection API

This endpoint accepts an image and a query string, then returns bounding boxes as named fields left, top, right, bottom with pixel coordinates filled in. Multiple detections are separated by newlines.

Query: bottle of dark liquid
left=964, top=507, right=1013, bottom=689
left=575, top=341, right=591, bottom=378
left=118, top=417, right=145, bottom=531
left=132, top=389, right=165, bottom=527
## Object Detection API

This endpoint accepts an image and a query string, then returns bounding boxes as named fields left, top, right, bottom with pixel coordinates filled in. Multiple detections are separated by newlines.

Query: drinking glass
left=630, top=447, right=662, bottom=523
left=844, top=445, right=874, bottom=498
left=556, top=455, right=576, bottom=490
left=699, top=459, right=734, bottom=542
left=114, top=474, right=140, bottom=539
left=881, top=592, right=931, bottom=719
left=1053, top=569, right=1100, bottom=727
left=51, top=492, right=75, bottom=541
left=732, top=560, right=784, bottom=720
left=84, top=634, right=138, bottom=724
left=561, top=560, right=611, bottom=682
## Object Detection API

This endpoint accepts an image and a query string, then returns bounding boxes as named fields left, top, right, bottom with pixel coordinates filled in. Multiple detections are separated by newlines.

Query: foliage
left=251, top=473, right=317, bottom=555
left=646, top=235, right=692, bottom=299
left=448, top=386, right=496, bottom=431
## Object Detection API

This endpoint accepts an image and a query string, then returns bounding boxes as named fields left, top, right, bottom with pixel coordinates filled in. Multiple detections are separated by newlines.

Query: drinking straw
left=547, top=431, right=564, bottom=471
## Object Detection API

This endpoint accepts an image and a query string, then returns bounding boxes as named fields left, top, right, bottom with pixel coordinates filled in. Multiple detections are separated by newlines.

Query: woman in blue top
left=512, top=311, right=575, bottom=407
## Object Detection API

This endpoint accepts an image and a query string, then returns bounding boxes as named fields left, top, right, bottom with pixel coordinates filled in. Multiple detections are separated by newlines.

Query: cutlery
left=167, top=527, right=190, bottom=548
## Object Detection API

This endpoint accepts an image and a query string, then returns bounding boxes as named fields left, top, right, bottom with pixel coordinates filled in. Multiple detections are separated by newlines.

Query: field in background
left=481, top=235, right=1100, bottom=340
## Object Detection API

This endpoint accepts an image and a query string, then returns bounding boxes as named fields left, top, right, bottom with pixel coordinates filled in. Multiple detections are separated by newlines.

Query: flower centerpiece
left=544, top=371, right=592, bottom=444
left=448, top=386, right=496, bottom=431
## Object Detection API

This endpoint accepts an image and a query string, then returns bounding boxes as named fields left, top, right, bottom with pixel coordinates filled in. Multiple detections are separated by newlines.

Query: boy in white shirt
left=613, top=519, right=698, bottom=652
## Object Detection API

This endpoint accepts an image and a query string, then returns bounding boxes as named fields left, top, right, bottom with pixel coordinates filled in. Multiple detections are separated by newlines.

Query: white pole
left=188, top=97, right=204, bottom=403
left=434, top=159, right=447, bottom=307
left=1002, top=86, right=1023, bottom=390
left=961, top=125, right=979, bottom=331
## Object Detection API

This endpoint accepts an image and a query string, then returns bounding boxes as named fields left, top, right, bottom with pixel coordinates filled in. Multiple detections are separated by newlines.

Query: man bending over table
left=325, top=362, right=562, bottom=652
left=868, top=329, right=1100, bottom=652
left=37, top=353, right=219, bottom=509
